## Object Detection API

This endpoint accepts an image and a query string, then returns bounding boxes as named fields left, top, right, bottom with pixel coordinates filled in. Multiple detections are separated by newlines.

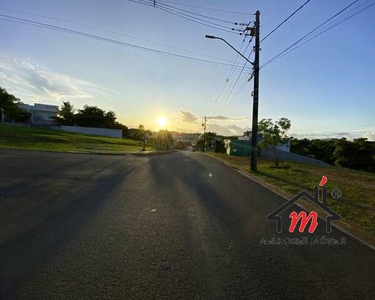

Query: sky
left=0, top=0, right=374, bottom=140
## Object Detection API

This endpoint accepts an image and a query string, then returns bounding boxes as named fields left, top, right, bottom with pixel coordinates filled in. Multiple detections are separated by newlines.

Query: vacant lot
left=208, top=153, right=375, bottom=239
left=0, top=124, right=149, bottom=153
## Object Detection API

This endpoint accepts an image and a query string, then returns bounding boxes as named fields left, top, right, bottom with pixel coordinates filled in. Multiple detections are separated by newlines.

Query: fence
left=261, top=148, right=332, bottom=167
left=51, top=125, right=122, bottom=138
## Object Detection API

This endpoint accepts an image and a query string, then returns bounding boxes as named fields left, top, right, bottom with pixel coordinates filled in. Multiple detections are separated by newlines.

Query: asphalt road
left=1, top=149, right=375, bottom=299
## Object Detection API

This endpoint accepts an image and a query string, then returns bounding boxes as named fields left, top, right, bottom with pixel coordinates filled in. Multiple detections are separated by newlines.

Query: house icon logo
left=266, top=176, right=341, bottom=234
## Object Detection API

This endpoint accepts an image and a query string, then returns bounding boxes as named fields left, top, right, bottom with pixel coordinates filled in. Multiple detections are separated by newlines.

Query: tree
left=334, top=138, right=375, bottom=171
left=175, top=140, right=185, bottom=150
left=195, top=139, right=205, bottom=151
left=136, top=124, right=151, bottom=151
left=204, top=131, right=217, bottom=144
left=258, top=117, right=291, bottom=167
left=74, top=105, right=117, bottom=128
left=291, top=138, right=336, bottom=164
left=113, top=122, right=129, bottom=138
left=156, top=129, right=174, bottom=150
left=53, top=101, right=75, bottom=125
left=0, top=86, right=28, bottom=122
left=9, top=109, right=31, bottom=123
left=243, top=130, right=251, bottom=137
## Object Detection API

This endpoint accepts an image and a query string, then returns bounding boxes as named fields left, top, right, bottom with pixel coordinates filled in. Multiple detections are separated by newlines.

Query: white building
left=18, top=103, right=59, bottom=124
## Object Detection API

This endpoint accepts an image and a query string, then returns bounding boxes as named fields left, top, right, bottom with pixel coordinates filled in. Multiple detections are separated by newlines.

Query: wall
left=261, top=148, right=332, bottom=167
left=1, top=121, right=30, bottom=127
left=52, top=125, right=122, bottom=139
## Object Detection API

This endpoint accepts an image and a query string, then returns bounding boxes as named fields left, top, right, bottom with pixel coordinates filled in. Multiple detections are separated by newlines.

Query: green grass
left=208, top=153, right=375, bottom=239
left=0, top=124, right=152, bottom=153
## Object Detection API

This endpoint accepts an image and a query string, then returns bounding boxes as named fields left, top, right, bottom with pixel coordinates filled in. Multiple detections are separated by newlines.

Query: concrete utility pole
left=251, top=10, right=260, bottom=172
left=202, top=116, right=207, bottom=152
left=205, top=11, right=260, bottom=168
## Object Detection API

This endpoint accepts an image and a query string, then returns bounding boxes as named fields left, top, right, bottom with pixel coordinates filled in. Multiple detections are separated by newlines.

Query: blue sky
left=0, top=0, right=374, bottom=140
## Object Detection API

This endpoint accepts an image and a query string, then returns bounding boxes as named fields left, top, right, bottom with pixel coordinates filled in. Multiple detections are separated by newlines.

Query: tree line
left=53, top=101, right=130, bottom=137
left=291, top=137, right=375, bottom=172
left=0, top=87, right=31, bottom=122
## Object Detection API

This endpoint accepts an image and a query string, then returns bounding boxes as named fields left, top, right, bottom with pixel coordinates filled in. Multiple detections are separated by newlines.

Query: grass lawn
left=0, top=124, right=152, bottom=153
left=207, top=153, right=375, bottom=239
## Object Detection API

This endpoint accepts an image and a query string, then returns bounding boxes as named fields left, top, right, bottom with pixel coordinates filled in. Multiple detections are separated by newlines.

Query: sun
left=156, top=116, right=167, bottom=128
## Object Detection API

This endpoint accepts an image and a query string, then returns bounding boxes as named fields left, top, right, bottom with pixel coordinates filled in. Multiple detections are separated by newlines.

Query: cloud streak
left=206, top=115, right=249, bottom=121
left=0, top=55, right=117, bottom=105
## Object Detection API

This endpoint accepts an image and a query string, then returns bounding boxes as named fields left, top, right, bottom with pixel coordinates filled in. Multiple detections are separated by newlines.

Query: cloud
left=178, top=110, right=249, bottom=124
left=207, top=123, right=251, bottom=136
left=0, top=55, right=117, bottom=105
left=290, top=130, right=375, bottom=140
left=363, top=131, right=375, bottom=141
left=179, top=110, right=198, bottom=123
left=206, top=115, right=249, bottom=121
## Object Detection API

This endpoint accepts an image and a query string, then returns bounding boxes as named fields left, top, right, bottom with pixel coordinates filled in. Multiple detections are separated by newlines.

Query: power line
left=156, top=0, right=254, bottom=15
left=0, top=6, right=238, bottom=63
left=128, top=0, right=241, bottom=34
left=222, top=75, right=252, bottom=114
left=219, top=38, right=254, bottom=115
left=0, top=14, right=253, bottom=72
left=146, top=0, right=242, bottom=24
left=131, top=0, right=232, bottom=29
left=261, top=0, right=311, bottom=43
left=212, top=19, right=254, bottom=115
left=0, top=7, right=241, bottom=62
left=220, top=53, right=253, bottom=114
left=261, top=0, right=362, bottom=69
left=212, top=39, right=246, bottom=106
left=276, top=0, right=375, bottom=61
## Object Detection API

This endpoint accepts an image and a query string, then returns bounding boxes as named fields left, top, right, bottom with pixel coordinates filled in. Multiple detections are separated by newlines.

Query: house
left=18, top=103, right=59, bottom=125
left=224, top=132, right=291, bottom=156
left=223, top=133, right=262, bottom=156
left=224, top=139, right=252, bottom=156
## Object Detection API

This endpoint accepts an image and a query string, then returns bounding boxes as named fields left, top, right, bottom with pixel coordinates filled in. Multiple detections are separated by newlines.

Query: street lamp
left=205, top=12, right=260, bottom=172
left=205, top=35, right=254, bottom=66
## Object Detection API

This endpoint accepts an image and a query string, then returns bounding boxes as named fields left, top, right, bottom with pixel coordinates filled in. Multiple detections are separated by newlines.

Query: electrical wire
left=0, top=14, right=254, bottom=72
left=128, top=0, right=241, bottom=34
left=131, top=0, right=232, bottom=29
left=261, top=0, right=361, bottom=69
left=144, top=0, right=242, bottom=24
left=156, top=0, right=254, bottom=15
left=0, top=6, right=239, bottom=62
left=212, top=39, right=246, bottom=106
left=261, top=0, right=311, bottom=43
left=219, top=39, right=254, bottom=114
left=221, top=50, right=253, bottom=114
left=276, top=0, right=375, bottom=61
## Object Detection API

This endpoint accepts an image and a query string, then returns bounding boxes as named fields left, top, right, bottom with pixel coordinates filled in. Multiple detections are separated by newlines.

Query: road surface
left=1, top=149, right=375, bottom=299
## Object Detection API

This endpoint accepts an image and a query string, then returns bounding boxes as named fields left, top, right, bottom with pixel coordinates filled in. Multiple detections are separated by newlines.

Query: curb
left=205, top=153, right=375, bottom=251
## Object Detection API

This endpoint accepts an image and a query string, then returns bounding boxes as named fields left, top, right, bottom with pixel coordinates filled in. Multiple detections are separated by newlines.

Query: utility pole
left=202, top=116, right=207, bottom=152
left=251, top=10, right=260, bottom=172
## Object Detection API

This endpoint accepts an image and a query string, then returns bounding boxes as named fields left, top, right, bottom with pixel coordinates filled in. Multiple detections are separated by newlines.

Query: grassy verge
left=207, top=152, right=375, bottom=239
left=0, top=124, right=152, bottom=153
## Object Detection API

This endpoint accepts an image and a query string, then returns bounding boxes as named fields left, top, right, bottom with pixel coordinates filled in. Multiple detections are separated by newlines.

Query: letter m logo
left=289, top=211, right=318, bottom=233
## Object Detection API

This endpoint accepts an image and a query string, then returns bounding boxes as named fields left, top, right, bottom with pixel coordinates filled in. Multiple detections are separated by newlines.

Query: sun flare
left=156, top=116, right=167, bottom=128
